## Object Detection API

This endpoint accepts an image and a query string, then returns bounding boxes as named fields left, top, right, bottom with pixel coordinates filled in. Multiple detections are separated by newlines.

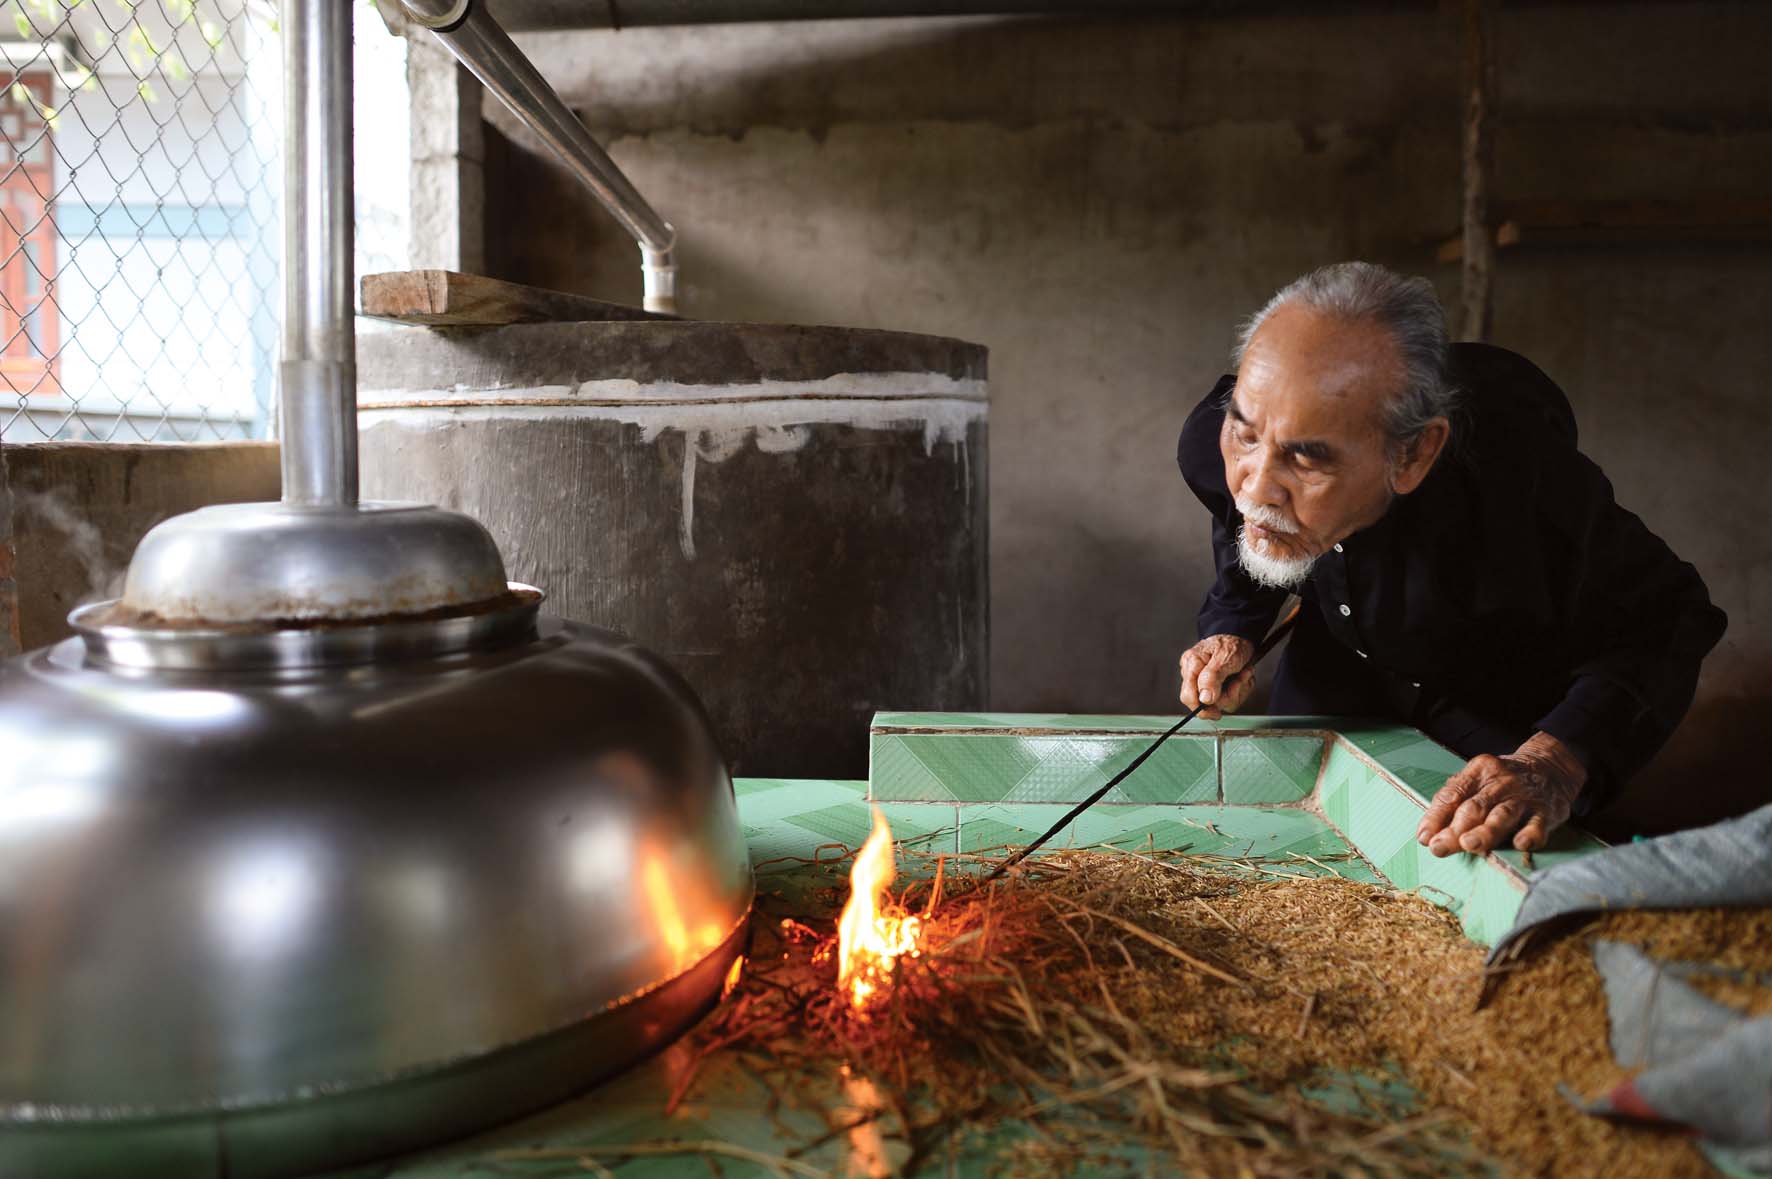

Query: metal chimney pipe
left=399, top=0, right=679, bottom=314
left=280, top=0, right=358, bottom=507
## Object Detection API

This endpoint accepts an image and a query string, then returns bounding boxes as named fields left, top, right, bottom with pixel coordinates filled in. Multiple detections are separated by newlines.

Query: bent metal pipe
left=397, top=0, right=679, bottom=314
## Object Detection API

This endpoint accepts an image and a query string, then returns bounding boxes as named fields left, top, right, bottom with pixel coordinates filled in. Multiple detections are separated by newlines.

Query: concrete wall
left=482, top=5, right=1772, bottom=835
left=5, top=443, right=280, bottom=649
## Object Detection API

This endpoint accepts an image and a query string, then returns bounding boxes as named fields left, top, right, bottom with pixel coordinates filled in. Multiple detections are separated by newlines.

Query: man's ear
left=1389, top=417, right=1450, bottom=496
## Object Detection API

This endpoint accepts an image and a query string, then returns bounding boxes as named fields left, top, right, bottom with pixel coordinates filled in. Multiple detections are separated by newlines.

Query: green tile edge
left=864, top=713, right=1608, bottom=948
left=1318, top=732, right=1606, bottom=947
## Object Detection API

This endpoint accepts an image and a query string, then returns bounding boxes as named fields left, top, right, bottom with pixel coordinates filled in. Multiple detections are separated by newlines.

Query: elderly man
left=1175, top=262, right=1726, bottom=855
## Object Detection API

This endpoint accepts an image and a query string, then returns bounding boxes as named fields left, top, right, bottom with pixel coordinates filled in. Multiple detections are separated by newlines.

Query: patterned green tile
left=1332, top=722, right=1434, bottom=759
left=897, top=733, right=1042, bottom=802
left=368, top=1031, right=856, bottom=1179
left=996, top=736, right=1124, bottom=803
left=1327, top=745, right=1428, bottom=868
left=1107, top=738, right=1218, bottom=804
left=1379, top=840, right=1421, bottom=891
left=952, top=802, right=1376, bottom=881
left=779, top=802, right=954, bottom=853
left=987, top=735, right=1214, bottom=805
left=1201, top=713, right=1341, bottom=733
left=1319, top=747, right=1357, bottom=832
left=870, top=732, right=1215, bottom=805
left=953, top=803, right=1189, bottom=854
left=732, top=777, right=866, bottom=819
left=1316, top=743, right=1527, bottom=944
left=1221, top=734, right=1326, bottom=803
left=869, top=734, right=959, bottom=801
left=873, top=711, right=1179, bottom=732
left=1459, top=859, right=1532, bottom=946
left=1329, top=729, right=1610, bottom=881
left=874, top=711, right=1343, bottom=737
left=1490, top=824, right=1610, bottom=875
left=1336, top=725, right=1466, bottom=804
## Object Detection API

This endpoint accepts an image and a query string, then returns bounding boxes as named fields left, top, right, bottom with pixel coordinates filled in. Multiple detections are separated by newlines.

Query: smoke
left=12, top=488, right=126, bottom=606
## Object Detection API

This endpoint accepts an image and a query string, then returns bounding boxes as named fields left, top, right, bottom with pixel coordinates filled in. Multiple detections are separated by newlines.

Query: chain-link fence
left=0, top=0, right=407, bottom=444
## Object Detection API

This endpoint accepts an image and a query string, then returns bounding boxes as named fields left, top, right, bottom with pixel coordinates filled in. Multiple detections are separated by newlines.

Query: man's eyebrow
left=1285, top=439, right=1335, bottom=463
left=1226, top=401, right=1334, bottom=462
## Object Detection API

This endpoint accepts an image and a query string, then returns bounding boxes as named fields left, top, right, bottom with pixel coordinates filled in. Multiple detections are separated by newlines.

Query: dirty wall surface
left=483, top=5, right=1772, bottom=834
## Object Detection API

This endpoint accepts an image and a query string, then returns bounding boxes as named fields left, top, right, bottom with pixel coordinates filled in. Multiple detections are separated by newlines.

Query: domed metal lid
left=73, top=583, right=544, bottom=671
left=116, top=502, right=512, bottom=627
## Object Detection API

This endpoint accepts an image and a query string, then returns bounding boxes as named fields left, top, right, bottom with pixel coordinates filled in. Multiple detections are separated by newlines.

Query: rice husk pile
left=499, top=847, right=1772, bottom=1179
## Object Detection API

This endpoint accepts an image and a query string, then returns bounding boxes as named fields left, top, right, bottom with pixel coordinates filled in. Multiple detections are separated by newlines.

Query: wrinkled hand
left=1178, top=634, right=1256, bottom=721
left=1416, top=732, right=1586, bottom=857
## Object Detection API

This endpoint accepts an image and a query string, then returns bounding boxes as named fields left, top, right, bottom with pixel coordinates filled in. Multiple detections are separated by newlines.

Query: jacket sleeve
left=1530, top=449, right=1727, bottom=801
left=1178, top=377, right=1287, bottom=644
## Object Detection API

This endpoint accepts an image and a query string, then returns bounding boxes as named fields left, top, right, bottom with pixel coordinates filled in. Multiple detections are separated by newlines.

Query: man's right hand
left=1179, top=634, right=1257, bottom=720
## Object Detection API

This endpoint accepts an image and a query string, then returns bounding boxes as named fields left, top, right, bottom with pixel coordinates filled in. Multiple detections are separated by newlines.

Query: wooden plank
left=359, top=270, right=675, bottom=327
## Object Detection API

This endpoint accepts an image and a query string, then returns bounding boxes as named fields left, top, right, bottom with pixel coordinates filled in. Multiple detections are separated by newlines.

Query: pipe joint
left=640, top=232, right=677, bottom=315
left=398, top=0, right=473, bottom=32
left=416, top=3, right=681, bottom=317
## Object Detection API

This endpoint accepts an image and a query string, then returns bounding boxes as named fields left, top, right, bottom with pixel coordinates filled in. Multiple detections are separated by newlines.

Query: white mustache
left=1234, top=497, right=1300, bottom=536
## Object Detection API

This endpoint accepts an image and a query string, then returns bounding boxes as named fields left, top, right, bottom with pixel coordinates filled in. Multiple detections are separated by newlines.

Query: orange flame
left=837, top=807, right=922, bottom=1010
left=721, top=954, right=745, bottom=1000
left=641, top=852, right=693, bottom=973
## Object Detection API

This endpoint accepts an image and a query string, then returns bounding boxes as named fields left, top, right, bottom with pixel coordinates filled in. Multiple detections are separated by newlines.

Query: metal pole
left=280, top=0, right=358, bottom=507
left=399, top=0, right=678, bottom=314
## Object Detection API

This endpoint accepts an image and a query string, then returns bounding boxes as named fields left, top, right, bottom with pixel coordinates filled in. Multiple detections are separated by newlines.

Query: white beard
left=1234, top=498, right=1317, bottom=590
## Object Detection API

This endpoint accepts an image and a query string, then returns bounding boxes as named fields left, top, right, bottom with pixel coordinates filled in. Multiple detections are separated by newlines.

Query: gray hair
left=1233, top=262, right=1457, bottom=456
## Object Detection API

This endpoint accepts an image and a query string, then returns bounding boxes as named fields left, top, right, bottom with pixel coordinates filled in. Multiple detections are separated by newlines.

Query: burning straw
left=654, top=845, right=1486, bottom=1178
left=496, top=825, right=1742, bottom=1179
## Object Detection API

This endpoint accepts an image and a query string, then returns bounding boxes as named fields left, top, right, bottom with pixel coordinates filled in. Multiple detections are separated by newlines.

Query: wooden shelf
left=359, top=270, right=676, bottom=327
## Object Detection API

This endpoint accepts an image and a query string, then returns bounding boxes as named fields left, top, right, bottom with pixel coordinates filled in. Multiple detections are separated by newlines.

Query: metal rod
left=400, top=0, right=679, bottom=314
left=984, top=602, right=1302, bottom=882
left=280, top=0, right=358, bottom=507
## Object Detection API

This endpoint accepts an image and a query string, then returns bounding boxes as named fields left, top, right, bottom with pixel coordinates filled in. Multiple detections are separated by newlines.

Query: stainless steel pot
left=1, top=5, right=755, bottom=1173
left=0, top=590, right=752, bottom=1176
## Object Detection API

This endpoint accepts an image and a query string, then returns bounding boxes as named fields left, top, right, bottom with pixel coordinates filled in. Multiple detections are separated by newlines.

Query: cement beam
left=408, top=37, right=487, bottom=273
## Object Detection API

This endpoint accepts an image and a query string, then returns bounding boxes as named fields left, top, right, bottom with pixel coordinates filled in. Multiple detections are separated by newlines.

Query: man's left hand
left=1416, top=732, right=1587, bottom=857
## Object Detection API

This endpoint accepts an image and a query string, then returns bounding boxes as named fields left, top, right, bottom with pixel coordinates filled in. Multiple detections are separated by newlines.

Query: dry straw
left=496, top=845, right=1770, bottom=1178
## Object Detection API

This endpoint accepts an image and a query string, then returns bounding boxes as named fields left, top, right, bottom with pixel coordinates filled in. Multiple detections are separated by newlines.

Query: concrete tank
left=356, top=320, right=987, bottom=779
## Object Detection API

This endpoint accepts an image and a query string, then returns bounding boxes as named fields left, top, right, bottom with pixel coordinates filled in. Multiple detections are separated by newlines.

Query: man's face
left=1220, top=302, right=1407, bottom=587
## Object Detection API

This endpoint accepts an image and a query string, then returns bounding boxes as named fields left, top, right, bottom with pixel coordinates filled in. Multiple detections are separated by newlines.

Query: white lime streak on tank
left=356, top=371, right=985, bottom=406
left=359, top=373, right=986, bottom=561
left=679, top=439, right=696, bottom=560
left=677, top=428, right=749, bottom=561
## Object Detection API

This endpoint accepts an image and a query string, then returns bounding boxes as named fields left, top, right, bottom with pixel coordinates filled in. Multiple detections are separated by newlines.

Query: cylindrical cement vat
left=356, top=320, right=987, bottom=778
